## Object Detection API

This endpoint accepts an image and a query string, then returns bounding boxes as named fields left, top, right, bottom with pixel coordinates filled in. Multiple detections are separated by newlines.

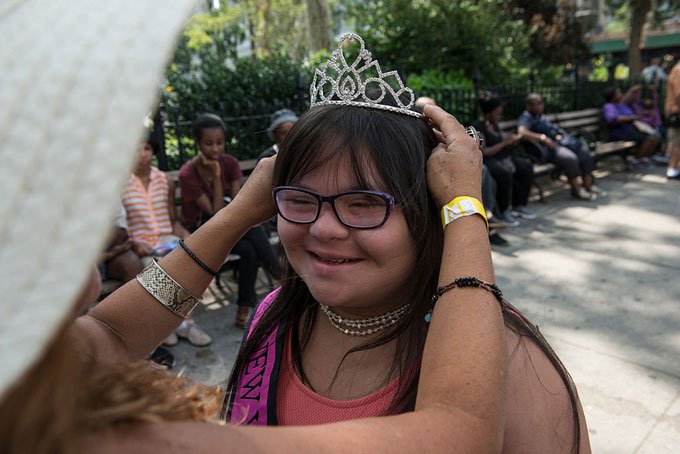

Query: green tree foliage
left=501, top=0, right=590, bottom=66
left=160, top=7, right=307, bottom=165
left=172, top=7, right=244, bottom=71
left=344, top=0, right=532, bottom=86
left=342, top=0, right=584, bottom=88
left=606, top=0, right=680, bottom=78
left=238, top=0, right=311, bottom=59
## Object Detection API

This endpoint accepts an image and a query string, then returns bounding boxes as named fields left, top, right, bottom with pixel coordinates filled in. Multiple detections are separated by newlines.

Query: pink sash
left=228, top=288, right=282, bottom=425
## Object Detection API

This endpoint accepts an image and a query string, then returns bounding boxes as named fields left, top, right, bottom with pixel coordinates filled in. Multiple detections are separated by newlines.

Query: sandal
left=235, top=307, right=251, bottom=329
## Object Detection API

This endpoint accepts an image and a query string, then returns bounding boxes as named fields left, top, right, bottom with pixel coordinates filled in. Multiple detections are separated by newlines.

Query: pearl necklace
left=319, top=303, right=411, bottom=336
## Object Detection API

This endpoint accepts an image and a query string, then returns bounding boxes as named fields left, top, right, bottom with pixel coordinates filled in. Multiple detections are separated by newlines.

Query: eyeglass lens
left=275, top=188, right=389, bottom=228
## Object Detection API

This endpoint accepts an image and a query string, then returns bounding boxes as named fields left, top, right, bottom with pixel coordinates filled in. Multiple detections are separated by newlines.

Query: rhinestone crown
left=310, top=33, right=422, bottom=118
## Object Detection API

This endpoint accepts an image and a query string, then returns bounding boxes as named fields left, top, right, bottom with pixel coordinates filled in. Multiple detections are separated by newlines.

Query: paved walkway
left=171, top=157, right=680, bottom=453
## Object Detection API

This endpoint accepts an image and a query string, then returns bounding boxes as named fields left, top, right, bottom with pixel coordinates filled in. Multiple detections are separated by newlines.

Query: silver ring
left=465, top=126, right=484, bottom=148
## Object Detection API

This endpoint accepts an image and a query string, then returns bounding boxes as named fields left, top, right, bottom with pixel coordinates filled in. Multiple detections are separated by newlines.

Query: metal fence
left=421, top=81, right=617, bottom=125
left=155, top=79, right=664, bottom=171
left=157, top=88, right=309, bottom=170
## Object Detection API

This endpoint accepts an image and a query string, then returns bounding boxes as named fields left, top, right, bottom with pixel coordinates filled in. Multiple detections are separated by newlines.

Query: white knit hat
left=0, top=0, right=197, bottom=400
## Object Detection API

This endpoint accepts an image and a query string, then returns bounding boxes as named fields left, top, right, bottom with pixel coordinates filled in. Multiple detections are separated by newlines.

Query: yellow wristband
left=441, top=196, right=488, bottom=230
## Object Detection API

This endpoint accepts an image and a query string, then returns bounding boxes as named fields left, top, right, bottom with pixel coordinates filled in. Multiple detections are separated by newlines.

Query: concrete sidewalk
left=173, top=157, right=680, bottom=453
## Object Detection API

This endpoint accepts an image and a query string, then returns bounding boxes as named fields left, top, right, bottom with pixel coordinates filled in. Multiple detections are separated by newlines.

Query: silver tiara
left=310, top=33, right=422, bottom=118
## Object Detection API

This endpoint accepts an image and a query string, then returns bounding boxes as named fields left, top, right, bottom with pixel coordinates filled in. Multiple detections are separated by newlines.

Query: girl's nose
left=308, top=202, right=349, bottom=241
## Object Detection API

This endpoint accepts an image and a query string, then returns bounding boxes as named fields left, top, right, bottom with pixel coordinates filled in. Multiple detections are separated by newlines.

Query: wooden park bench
left=496, top=107, right=637, bottom=200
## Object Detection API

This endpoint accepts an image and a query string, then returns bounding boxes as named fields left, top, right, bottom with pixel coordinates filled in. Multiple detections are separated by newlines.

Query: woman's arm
left=622, top=84, right=641, bottom=105
left=73, top=159, right=278, bottom=363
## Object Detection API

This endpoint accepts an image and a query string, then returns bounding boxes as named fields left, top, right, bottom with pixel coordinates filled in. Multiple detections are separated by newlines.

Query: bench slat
left=557, top=117, right=600, bottom=130
left=554, top=108, right=601, bottom=121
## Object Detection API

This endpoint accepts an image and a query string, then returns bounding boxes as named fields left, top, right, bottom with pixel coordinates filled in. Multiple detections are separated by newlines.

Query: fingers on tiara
left=310, top=33, right=422, bottom=118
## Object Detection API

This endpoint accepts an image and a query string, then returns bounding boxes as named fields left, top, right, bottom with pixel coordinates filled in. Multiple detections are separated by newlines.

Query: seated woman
left=179, top=114, right=278, bottom=328
left=603, top=85, right=661, bottom=167
left=122, top=136, right=210, bottom=347
left=472, top=94, right=535, bottom=226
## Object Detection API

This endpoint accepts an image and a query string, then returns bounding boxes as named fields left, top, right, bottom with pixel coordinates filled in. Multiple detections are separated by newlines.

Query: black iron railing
left=155, top=79, right=665, bottom=171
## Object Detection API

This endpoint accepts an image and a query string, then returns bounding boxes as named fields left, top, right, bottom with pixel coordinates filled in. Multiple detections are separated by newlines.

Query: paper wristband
left=440, top=196, right=488, bottom=230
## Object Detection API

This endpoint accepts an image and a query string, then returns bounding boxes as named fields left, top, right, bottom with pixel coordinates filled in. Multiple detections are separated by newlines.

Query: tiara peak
left=310, top=33, right=422, bottom=118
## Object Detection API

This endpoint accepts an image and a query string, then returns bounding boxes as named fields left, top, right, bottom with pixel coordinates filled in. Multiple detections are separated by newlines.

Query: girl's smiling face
left=277, top=156, right=417, bottom=318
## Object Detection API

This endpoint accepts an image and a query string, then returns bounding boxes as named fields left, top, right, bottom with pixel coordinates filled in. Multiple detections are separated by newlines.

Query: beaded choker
left=319, top=303, right=410, bottom=336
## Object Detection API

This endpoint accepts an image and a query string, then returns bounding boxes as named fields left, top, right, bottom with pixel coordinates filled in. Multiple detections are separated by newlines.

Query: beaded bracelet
left=425, top=276, right=503, bottom=323
left=136, top=259, right=202, bottom=318
left=178, top=239, right=219, bottom=277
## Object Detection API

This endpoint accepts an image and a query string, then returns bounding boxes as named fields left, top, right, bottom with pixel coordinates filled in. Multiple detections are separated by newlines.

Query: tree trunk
left=305, top=0, right=331, bottom=53
left=628, top=0, right=652, bottom=80
left=260, top=0, right=271, bottom=55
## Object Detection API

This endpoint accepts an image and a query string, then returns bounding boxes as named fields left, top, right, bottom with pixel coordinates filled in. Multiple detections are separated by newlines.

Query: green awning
left=591, top=32, right=680, bottom=54
left=591, top=39, right=627, bottom=53
left=645, top=32, right=680, bottom=49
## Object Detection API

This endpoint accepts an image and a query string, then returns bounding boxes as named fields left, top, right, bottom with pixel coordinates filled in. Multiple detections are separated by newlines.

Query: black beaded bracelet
left=178, top=239, right=220, bottom=277
left=425, top=276, right=504, bottom=323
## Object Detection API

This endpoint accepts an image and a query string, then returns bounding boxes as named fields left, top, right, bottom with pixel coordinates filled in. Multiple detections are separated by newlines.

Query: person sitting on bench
left=517, top=93, right=605, bottom=201
left=123, top=136, right=211, bottom=347
left=472, top=93, right=536, bottom=226
left=603, top=85, right=661, bottom=168
left=180, top=113, right=278, bottom=329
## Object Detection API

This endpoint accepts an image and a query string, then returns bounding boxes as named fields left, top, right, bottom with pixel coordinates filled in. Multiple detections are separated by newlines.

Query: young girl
left=179, top=114, right=278, bottom=327
left=227, top=38, right=589, bottom=450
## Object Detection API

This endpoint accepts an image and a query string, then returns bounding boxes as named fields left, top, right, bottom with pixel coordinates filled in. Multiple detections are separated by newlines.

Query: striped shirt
left=122, top=166, right=173, bottom=248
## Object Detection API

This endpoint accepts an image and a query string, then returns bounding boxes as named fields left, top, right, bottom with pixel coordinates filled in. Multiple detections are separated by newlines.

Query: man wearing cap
left=257, top=108, right=298, bottom=162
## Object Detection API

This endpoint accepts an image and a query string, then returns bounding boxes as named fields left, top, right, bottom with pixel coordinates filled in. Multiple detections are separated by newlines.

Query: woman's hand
left=227, top=156, right=278, bottom=228
left=502, top=133, right=521, bottom=147
left=132, top=240, right=154, bottom=257
left=200, top=154, right=221, bottom=177
left=423, top=105, right=483, bottom=207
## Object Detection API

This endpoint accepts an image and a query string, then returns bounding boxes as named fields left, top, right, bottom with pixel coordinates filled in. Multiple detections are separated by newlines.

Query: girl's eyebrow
left=288, top=184, right=392, bottom=196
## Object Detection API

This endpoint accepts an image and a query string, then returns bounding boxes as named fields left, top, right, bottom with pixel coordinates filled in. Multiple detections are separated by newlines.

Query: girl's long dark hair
left=226, top=104, right=582, bottom=452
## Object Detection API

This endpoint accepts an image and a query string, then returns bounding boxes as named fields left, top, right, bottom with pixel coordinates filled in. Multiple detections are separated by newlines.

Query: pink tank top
left=276, top=329, right=399, bottom=425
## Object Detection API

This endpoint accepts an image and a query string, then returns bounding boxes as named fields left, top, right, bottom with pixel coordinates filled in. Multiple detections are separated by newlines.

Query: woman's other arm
left=72, top=158, right=277, bottom=363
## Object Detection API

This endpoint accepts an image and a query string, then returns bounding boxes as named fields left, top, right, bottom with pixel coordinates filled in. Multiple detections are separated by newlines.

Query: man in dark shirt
left=517, top=93, right=604, bottom=200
